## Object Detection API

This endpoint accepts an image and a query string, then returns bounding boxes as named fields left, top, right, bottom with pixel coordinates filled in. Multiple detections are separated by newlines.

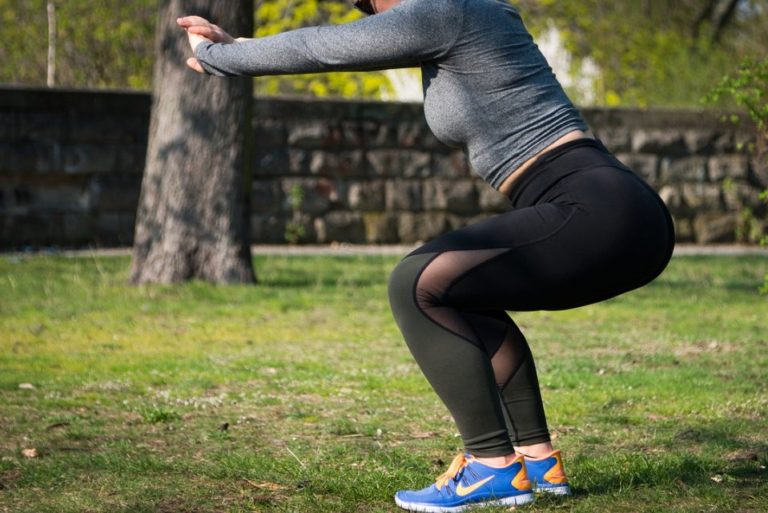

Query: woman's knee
left=388, top=256, right=417, bottom=310
left=387, top=252, right=435, bottom=315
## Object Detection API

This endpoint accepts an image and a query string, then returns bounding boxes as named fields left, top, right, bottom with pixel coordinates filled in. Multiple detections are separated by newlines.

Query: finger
left=186, top=58, right=205, bottom=74
left=189, top=26, right=235, bottom=44
left=187, top=25, right=217, bottom=38
left=176, top=15, right=213, bottom=28
left=177, top=15, right=207, bottom=27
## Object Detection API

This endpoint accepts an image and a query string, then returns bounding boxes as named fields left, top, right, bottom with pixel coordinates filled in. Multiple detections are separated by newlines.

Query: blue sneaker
left=395, top=453, right=535, bottom=512
left=520, top=450, right=572, bottom=496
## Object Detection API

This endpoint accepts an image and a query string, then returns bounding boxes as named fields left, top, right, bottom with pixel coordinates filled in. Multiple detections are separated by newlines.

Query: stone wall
left=0, top=87, right=148, bottom=248
left=1, top=86, right=765, bottom=249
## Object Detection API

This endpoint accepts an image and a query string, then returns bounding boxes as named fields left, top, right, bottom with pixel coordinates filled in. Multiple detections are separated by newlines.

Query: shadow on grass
left=571, top=421, right=768, bottom=498
left=654, top=279, right=765, bottom=293
left=251, top=255, right=395, bottom=289
left=572, top=455, right=765, bottom=500
left=258, top=273, right=385, bottom=288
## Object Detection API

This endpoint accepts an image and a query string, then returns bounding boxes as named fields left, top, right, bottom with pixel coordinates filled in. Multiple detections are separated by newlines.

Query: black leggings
left=387, top=138, right=675, bottom=457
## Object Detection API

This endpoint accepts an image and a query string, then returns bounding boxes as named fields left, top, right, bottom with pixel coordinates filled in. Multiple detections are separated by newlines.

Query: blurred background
left=1, top=0, right=766, bottom=107
left=1, top=0, right=767, bottom=254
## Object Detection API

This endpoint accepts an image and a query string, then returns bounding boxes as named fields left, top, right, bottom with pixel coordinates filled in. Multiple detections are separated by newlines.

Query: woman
left=179, top=0, right=675, bottom=511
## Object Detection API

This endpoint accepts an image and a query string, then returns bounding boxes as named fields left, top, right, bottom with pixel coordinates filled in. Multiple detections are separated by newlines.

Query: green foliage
left=709, top=57, right=768, bottom=291
left=253, top=0, right=394, bottom=98
left=710, top=57, right=768, bottom=131
left=284, top=184, right=307, bottom=244
left=0, top=0, right=392, bottom=98
left=0, top=0, right=47, bottom=85
left=709, top=57, right=768, bottom=199
left=735, top=207, right=766, bottom=245
left=0, top=0, right=155, bottom=89
left=518, top=0, right=766, bottom=108
left=0, top=0, right=765, bottom=104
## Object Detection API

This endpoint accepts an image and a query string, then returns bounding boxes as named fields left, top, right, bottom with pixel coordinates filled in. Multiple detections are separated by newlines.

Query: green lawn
left=0, top=252, right=766, bottom=513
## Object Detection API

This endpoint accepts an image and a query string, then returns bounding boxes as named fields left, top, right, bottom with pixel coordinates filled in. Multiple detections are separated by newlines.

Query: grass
left=0, top=252, right=766, bottom=513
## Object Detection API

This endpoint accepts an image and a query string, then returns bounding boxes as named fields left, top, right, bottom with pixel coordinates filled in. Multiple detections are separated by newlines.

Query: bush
left=710, top=57, right=768, bottom=293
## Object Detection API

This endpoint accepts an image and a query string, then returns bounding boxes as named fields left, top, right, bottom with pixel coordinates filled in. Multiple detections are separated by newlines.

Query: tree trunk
left=131, top=0, right=256, bottom=285
left=692, top=0, right=717, bottom=40
left=711, top=0, right=740, bottom=43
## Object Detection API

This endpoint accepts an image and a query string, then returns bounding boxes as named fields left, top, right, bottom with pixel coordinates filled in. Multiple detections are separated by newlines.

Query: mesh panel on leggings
left=462, top=312, right=547, bottom=443
left=459, top=310, right=529, bottom=387
left=490, top=327, right=526, bottom=387
left=414, top=248, right=510, bottom=345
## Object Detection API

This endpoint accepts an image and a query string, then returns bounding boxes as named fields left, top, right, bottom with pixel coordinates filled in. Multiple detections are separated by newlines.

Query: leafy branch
left=709, top=57, right=768, bottom=293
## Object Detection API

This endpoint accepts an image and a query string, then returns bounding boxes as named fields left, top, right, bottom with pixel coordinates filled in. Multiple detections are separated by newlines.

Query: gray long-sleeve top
left=195, top=0, right=588, bottom=190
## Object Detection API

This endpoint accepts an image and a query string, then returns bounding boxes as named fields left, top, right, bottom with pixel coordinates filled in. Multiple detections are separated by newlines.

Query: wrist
left=189, top=33, right=209, bottom=53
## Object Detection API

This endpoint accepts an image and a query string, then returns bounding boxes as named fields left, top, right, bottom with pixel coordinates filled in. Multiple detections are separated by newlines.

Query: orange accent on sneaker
left=542, top=452, right=569, bottom=485
left=435, top=453, right=469, bottom=490
left=511, top=455, right=532, bottom=490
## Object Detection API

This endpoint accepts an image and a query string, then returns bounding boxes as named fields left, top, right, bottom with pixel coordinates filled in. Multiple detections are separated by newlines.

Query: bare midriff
left=497, top=130, right=590, bottom=198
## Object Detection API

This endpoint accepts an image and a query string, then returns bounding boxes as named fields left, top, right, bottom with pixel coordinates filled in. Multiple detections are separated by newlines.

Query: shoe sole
left=394, top=492, right=535, bottom=513
left=535, top=484, right=572, bottom=496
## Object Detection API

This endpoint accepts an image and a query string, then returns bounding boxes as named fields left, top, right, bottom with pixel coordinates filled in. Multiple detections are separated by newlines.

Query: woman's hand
left=176, top=16, right=236, bottom=73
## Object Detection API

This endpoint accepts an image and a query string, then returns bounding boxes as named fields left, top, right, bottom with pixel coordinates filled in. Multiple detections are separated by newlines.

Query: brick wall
left=1, top=86, right=765, bottom=249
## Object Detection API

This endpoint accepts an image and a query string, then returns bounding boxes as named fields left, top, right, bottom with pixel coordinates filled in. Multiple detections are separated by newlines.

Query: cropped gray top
left=195, top=0, right=588, bottom=190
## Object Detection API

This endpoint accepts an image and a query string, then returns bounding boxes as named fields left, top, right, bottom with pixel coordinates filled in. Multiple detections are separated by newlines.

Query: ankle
left=471, top=453, right=519, bottom=468
left=514, top=442, right=556, bottom=460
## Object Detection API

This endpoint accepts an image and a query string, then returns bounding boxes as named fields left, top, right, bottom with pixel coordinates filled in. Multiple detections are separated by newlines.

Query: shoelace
left=435, top=453, right=470, bottom=490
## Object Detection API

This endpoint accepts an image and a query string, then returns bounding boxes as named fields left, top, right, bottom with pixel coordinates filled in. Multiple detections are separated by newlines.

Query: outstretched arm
left=179, top=0, right=462, bottom=77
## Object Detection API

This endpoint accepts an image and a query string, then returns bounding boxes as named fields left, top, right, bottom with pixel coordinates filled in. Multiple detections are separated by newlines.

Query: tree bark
left=692, top=0, right=741, bottom=42
left=692, top=0, right=716, bottom=39
left=131, top=0, right=256, bottom=285
left=711, top=0, right=740, bottom=43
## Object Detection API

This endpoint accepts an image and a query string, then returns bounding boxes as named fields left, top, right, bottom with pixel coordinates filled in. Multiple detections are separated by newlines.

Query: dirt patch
left=0, top=468, right=21, bottom=491
left=153, top=498, right=211, bottom=513
left=724, top=450, right=762, bottom=463
left=671, top=340, right=740, bottom=357
left=571, top=338, right=744, bottom=367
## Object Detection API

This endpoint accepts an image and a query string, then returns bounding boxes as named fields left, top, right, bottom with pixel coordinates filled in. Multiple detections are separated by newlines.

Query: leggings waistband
left=506, top=137, right=614, bottom=208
